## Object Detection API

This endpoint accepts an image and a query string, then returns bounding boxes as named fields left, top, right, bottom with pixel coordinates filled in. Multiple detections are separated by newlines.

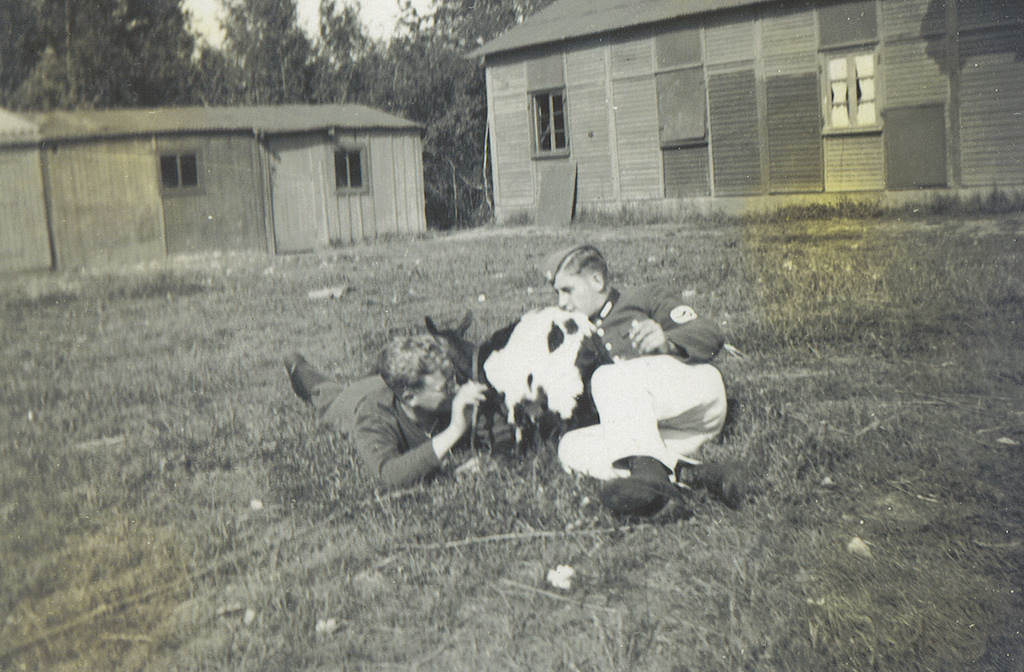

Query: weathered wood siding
left=761, top=6, right=817, bottom=75
left=824, top=134, right=885, bottom=191
left=159, top=134, right=265, bottom=256
left=881, top=0, right=946, bottom=38
left=709, top=69, right=762, bottom=195
left=364, top=131, right=426, bottom=239
left=663, top=146, right=710, bottom=197
left=612, top=75, right=662, bottom=199
left=705, top=18, right=754, bottom=66
left=45, top=139, right=164, bottom=268
left=883, top=39, right=948, bottom=107
left=267, top=134, right=331, bottom=253
left=487, top=59, right=533, bottom=208
left=567, top=44, right=615, bottom=202
left=0, top=147, right=51, bottom=272
left=958, top=27, right=1024, bottom=186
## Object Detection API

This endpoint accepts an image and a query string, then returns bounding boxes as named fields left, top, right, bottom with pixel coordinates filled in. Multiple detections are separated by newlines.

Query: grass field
left=1, top=211, right=1023, bottom=671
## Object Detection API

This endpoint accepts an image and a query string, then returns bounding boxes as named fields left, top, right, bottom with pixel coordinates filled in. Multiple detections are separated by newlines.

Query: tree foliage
left=4, top=0, right=197, bottom=109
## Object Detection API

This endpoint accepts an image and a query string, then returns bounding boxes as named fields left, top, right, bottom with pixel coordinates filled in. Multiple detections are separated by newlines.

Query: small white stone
left=546, top=565, right=576, bottom=590
left=243, top=608, right=256, bottom=625
left=249, top=499, right=264, bottom=511
left=478, top=293, right=487, bottom=302
left=847, top=536, right=872, bottom=558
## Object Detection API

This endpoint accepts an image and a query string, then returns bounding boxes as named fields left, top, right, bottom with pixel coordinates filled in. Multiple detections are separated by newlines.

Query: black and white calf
left=425, top=307, right=610, bottom=449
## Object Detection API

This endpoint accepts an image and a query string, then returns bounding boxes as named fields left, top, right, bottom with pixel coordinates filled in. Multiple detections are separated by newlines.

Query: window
left=532, top=90, right=568, bottom=154
left=825, top=52, right=878, bottom=129
left=160, top=153, right=199, bottom=189
left=334, top=148, right=365, bottom=190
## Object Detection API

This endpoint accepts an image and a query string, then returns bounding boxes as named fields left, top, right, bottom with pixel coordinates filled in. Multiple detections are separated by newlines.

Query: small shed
left=470, top=0, right=1024, bottom=219
left=0, top=104, right=426, bottom=272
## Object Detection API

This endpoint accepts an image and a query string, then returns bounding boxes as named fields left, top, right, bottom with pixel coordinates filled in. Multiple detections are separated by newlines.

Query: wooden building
left=470, top=0, right=1024, bottom=220
left=0, top=104, right=426, bottom=272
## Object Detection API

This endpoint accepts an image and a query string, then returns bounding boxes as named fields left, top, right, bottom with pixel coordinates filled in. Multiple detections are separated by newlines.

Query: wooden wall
left=44, top=138, right=165, bottom=269
left=266, top=129, right=426, bottom=253
left=158, top=133, right=265, bottom=256
left=0, top=147, right=51, bottom=273
left=485, top=0, right=1024, bottom=217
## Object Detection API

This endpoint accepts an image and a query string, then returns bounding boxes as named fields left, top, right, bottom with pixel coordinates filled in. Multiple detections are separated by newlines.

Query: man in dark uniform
left=539, top=244, right=743, bottom=512
left=285, top=334, right=504, bottom=489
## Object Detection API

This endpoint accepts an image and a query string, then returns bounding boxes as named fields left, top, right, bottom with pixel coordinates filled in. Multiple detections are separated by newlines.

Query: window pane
left=858, top=77, right=875, bottom=101
left=854, top=53, right=874, bottom=77
left=348, top=151, right=362, bottom=187
left=334, top=150, right=348, bottom=188
left=857, top=101, right=876, bottom=124
left=832, top=104, right=850, bottom=127
left=831, top=81, right=848, bottom=104
left=828, top=58, right=848, bottom=81
left=179, top=154, right=198, bottom=187
left=160, top=155, right=179, bottom=188
left=535, top=94, right=552, bottom=151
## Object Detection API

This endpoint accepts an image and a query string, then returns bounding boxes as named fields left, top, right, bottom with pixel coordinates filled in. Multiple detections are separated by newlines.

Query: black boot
left=599, top=456, right=688, bottom=518
left=284, top=353, right=329, bottom=404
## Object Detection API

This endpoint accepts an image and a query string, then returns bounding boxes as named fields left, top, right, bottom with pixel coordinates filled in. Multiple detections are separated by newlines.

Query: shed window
left=825, top=52, right=879, bottom=129
left=532, top=90, right=568, bottom=154
left=334, top=148, right=365, bottom=190
left=160, top=153, right=199, bottom=189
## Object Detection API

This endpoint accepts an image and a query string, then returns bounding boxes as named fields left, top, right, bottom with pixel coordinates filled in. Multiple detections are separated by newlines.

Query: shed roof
left=2, top=104, right=421, bottom=145
left=469, top=0, right=769, bottom=58
left=0, top=108, right=41, bottom=144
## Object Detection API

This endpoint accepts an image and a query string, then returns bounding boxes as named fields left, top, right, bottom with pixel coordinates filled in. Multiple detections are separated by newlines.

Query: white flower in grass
left=546, top=565, right=575, bottom=591
left=249, top=499, right=264, bottom=511
left=243, top=608, right=256, bottom=625
left=315, top=618, right=339, bottom=634
left=478, top=293, right=487, bottom=302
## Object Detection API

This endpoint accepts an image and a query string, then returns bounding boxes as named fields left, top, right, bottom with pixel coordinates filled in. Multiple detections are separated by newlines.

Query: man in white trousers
left=539, top=244, right=744, bottom=515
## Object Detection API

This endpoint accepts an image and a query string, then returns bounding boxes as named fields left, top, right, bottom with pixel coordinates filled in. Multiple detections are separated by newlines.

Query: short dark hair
left=558, top=245, right=608, bottom=285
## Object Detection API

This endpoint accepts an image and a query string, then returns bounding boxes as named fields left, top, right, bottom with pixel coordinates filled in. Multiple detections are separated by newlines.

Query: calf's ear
left=424, top=316, right=439, bottom=335
left=457, top=310, right=473, bottom=335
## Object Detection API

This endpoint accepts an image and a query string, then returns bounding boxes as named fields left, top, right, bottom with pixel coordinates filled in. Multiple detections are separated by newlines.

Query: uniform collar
left=590, top=288, right=619, bottom=325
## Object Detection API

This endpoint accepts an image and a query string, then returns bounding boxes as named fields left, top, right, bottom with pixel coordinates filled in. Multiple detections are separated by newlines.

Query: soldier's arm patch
left=669, top=305, right=697, bottom=324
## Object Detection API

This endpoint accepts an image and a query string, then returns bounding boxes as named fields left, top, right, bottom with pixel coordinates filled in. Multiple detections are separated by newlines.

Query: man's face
left=552, top=269, right=607, bottom=316
left=405, top=370, right=456, bottom=414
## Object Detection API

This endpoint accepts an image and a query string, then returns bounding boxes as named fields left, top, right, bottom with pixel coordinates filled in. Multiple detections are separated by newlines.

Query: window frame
left=821, top=49, right=883, bottom=135
left=158, top=150, right=202, bottom=195
left=333, top=145, right=369, bottom=194
left=530, top=88, right=570, bottom=158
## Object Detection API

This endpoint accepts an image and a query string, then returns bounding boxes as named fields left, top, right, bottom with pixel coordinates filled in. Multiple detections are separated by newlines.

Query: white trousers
left=557, top=356, right=727, bottom=481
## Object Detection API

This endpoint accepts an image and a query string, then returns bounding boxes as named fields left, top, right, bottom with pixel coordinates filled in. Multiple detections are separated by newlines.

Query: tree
left=310, top=0, right=372, bottom=103
left=10, top=0, right=198, bottom=109
left=0, top=0, right=45, bottom=107
left=219, top=0, right=317, bottom=104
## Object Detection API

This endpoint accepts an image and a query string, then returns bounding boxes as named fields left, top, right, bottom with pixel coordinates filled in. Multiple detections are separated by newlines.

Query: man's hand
left=629, top=319, right=672, bottom=354
left=446, top=381, right=489, bottom=435
left=432, top=380, right=488, bottom=461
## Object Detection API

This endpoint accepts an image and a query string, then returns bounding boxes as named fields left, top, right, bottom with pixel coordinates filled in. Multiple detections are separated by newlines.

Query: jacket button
left=596, top=328, right=605, bottom=336
left=604, top=342, right=613, bottom=351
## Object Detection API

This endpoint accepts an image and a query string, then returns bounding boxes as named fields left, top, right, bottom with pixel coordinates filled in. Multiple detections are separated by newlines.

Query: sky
left=184, top=0, right=434, bottom=45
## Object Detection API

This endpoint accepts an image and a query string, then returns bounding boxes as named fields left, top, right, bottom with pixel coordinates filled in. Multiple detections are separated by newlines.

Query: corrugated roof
left=469, top=0, right=770, bottom=58
left=4, top=104, right=421, bottom=144
left=0, top=108, right=41, bottom=145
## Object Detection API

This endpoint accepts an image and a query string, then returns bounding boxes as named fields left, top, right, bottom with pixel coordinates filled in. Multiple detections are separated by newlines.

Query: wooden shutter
left=708, top=69, right=762, bottom=195
left=657, top=67, right=706, bottom=145
left=766, top=73, right=823, bottom=192
left=885, top=104, right=947, bottom=188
